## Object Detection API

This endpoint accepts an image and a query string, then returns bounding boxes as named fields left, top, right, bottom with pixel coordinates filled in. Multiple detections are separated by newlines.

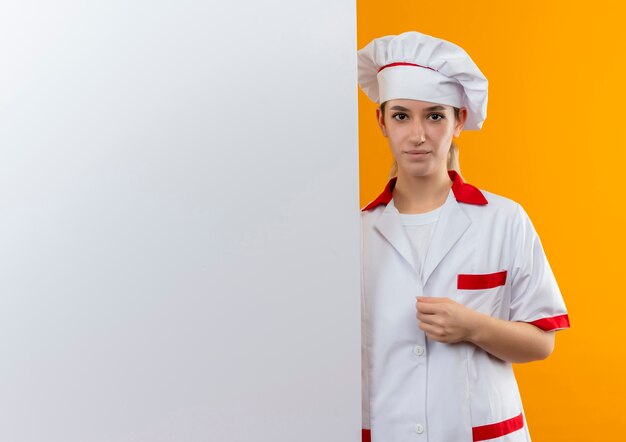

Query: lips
left=405, top=150, right=430, bottom=154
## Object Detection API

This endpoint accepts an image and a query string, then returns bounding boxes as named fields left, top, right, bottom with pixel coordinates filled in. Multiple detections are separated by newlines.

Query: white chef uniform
left=358, top=31, right=570, bottom=442
left=360, top=171, right=570, bottom=442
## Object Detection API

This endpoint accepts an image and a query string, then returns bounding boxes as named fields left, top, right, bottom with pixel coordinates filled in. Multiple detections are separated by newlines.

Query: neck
left=392, top=169, right=453, bottom=214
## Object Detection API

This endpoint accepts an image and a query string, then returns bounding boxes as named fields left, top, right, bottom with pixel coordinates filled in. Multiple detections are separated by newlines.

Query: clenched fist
left=415, top=296, right=480, bottom=344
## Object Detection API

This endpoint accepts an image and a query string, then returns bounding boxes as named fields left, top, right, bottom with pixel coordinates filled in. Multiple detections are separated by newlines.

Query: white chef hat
left=357, top=31, right=488, bottom=130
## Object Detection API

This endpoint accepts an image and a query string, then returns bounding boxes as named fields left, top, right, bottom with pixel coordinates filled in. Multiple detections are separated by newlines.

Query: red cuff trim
left=458, top=270, right=507, bottom=290
left=362, top=428, right=371, bottom=442
left=472, top=412, right=524, bottom=441
left=528, top=314, right=570, bottom=331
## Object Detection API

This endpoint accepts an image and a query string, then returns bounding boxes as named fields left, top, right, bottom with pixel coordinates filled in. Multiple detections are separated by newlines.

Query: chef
left=358, top=31, right=570, bottom=441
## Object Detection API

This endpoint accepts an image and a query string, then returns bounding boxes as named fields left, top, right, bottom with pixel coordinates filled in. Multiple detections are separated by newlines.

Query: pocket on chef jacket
left=458, top=270, right=507, bottom=290
left=471, top=411, right=528, bottom=441
left=456, top=270, right=508, bottom=314
left=467, top=349, right=529, bottom=441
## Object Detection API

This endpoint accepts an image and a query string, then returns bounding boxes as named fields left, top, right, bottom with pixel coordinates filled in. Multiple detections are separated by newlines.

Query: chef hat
left=357, top=31, right=488, bottom=130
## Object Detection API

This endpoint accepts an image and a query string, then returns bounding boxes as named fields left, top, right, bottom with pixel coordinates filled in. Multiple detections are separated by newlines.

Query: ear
left=453, top=108, right=468, bottom=138
left=376, top=107, right=388, bottom=138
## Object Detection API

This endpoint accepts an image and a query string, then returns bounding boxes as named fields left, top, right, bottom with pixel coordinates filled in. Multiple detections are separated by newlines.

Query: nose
left=408, top=119, right=426, bottom=144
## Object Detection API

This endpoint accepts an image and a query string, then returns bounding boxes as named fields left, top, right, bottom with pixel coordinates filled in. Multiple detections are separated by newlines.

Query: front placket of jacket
left=373, top=197, right=429, bottom=438
left=374, top=190, right=473, bottom=440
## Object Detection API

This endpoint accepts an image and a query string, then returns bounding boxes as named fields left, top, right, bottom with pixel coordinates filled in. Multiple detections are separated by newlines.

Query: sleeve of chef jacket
left=508, top=203, right=571, bottom=332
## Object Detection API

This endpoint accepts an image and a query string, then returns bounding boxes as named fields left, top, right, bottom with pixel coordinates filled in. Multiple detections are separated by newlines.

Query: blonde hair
left=381, top=103, right=462, bottom=180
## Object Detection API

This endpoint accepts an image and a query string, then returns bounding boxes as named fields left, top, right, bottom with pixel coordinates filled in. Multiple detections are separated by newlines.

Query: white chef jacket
left=360, top=170, right=570, bottom=442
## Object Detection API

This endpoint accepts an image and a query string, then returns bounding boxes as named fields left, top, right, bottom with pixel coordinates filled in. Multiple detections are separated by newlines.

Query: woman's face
left=376, top=99, right=467, bottom=178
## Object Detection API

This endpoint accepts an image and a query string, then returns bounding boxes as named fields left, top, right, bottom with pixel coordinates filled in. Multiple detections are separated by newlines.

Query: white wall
left=0, top=1, right=360, bottom=441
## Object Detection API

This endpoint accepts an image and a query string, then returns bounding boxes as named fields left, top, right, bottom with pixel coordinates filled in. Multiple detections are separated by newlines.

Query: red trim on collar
left=361, top=170, right=488, bottom=212
left=448, top=170, right=489, bottom=206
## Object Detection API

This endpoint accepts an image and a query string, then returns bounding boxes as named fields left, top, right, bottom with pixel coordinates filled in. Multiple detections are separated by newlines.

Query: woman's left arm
left=416, top=296, right=555, bottom=363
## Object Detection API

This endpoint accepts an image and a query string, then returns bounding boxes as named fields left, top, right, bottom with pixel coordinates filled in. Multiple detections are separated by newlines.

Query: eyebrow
left=389, top=105, right=446, bottom=112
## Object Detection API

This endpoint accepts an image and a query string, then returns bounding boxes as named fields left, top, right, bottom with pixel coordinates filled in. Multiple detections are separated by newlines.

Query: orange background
left=357, top=1, right=625, bottom=440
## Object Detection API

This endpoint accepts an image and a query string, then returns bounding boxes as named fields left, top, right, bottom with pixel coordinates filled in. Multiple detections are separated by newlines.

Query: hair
left=380, top=101, right=462, bottom=180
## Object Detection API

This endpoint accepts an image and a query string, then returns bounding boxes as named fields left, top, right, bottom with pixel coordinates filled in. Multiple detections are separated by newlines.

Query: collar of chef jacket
left=361, top=170, right=488, bottom=286
left=361, top=170, right=487, bottom=212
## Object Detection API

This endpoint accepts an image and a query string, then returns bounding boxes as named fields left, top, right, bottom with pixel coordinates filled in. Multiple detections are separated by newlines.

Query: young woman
left=358, top=31, right=570, bottom=442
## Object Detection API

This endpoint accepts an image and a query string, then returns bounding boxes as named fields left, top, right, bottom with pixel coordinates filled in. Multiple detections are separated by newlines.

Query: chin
left=403, top=163, right=433, bottom=176
left=401, top=162, right=446, bottom=178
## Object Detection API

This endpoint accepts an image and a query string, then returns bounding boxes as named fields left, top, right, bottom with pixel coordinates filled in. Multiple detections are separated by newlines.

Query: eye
left=392, top=112, right=408, bottom=121
left=428, top=113, right=445, bottom=121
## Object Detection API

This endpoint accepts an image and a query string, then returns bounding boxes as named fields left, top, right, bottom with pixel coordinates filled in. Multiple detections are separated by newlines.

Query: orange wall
left=357, top=2, right=625, bottom=440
